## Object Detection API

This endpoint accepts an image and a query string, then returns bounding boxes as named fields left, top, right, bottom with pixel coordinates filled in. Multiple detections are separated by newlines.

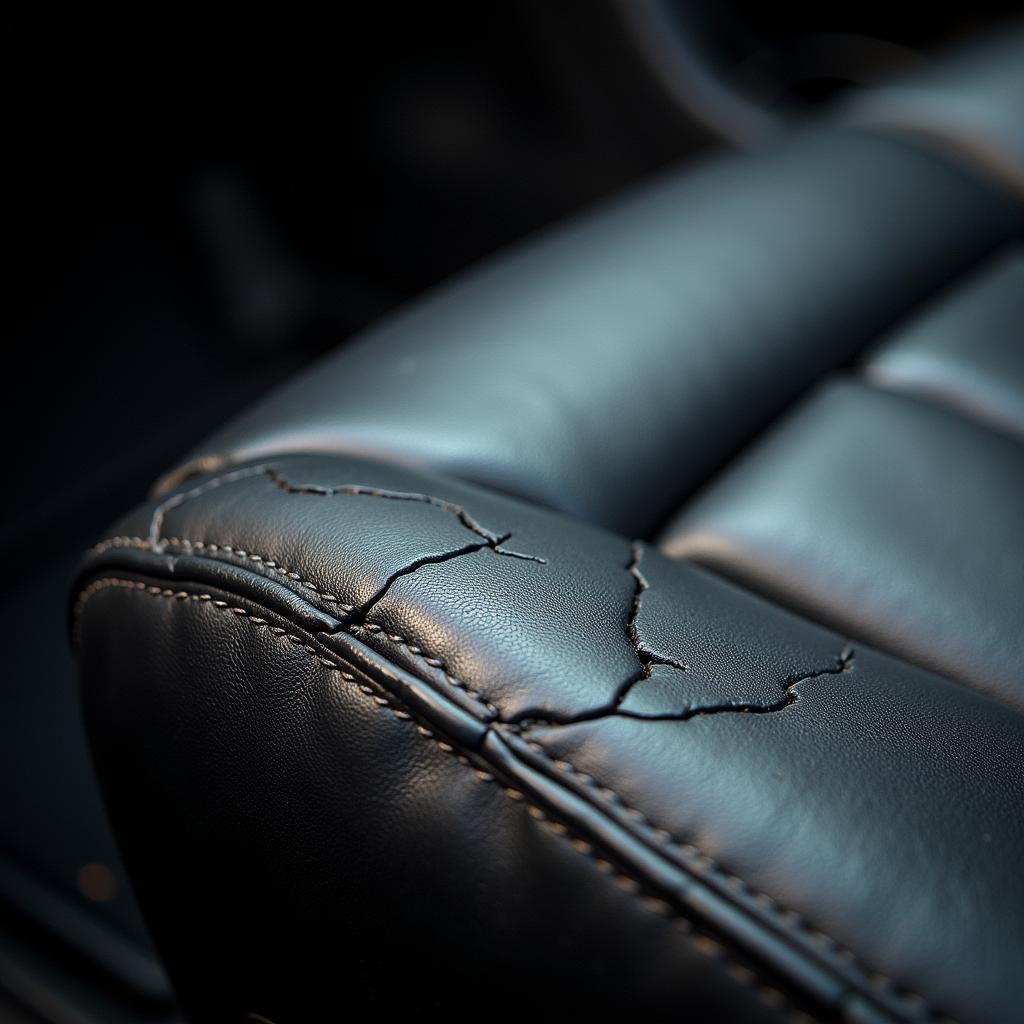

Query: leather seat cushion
left=158, top=129, right=1020, bottom=537
left=660, top=376, right=1024, bottom=709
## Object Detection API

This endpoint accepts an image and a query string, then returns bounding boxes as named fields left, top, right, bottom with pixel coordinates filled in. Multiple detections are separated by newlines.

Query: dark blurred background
left=8, top=1, right=1016, bottom=553
left=2, top=3, right=1019, bottom=1021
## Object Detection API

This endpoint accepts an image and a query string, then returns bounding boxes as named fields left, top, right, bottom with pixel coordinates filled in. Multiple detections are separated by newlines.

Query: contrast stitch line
left=353, top=620, right=499, bottom=718
left=166, top=538, right=354, bottom=612
left=148, top=464, right=271, bottom=549
left=83, top=539, right=955, bottom=1020
left=90, top=536, right=355, bottom=609
left=263, top=469, right=546, bottom=564
left=515, top=721, right=943, bottom=1018
left=74, top=579, right=343, bottom=666
left=90, top=536, right=150, bottom=553
left=86, top=538, right=498, bottom=718
left=75, top=578, right=806, bottom=1023
left=522, top=741, right=876, bottom=963
left=147, top=462, right=545, bottom=565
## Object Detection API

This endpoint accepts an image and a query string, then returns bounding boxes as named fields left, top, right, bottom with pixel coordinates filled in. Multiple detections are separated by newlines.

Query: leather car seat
left=71, top=27, right=1024, bottom=1024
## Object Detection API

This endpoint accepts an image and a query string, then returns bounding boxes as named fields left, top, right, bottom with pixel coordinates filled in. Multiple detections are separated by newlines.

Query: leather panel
left=865, top=247, right=1024, bottom=440
left=525, top=641, right=1024, bottom=1024
left=76, top=453, right=1024, bottom=1022
left=161, top=129, right=1018, bottom=536
left=77, top=580, right=793, bottom=1023
left=661, top=378, right=1024, bottom=709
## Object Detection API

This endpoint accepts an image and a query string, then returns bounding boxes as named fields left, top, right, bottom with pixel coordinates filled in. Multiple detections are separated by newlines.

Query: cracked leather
left=76, top=452, right=1024, bottom=1023
left=662, top=378, right=1024, bottom=711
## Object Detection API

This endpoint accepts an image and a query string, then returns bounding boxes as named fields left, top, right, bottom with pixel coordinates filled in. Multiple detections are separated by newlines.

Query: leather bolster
left=73, top=453, right=1024, bottom=1023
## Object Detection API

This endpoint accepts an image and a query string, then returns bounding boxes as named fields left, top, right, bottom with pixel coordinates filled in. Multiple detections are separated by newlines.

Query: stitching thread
left=88, top=537, right=498, bottom=718
left=87, top=452, right=949, bottom=1021
left=75, top=578, right=804, bottom=1022
left=75, top=574, right=954, bottom=1023
left=149, top=464, right=271, bottom=548
left=85, top=538, right=949, bottom=1021
left=263, top=469, right=546, bottom=564
left=167, top=538, right=354, bottom=611
left=524, top=740, right=864, bottom=960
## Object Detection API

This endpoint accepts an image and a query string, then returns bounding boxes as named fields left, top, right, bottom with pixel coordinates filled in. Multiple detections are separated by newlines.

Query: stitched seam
left=82, top=543, right=952, bottom=1020
left=520, top=740, right=904, bottom=988
left=148, top=464, right=271, bottom=548
left=263, top=468, right=546, bottom=564
left=88, top=537, right=498, bottom=718
left=515, top=737, right=940, bottom=1016
left=170, top=538, right=355, bottom=611
left=84, top=542, right=949, bottom=1021
left=76, top=578, right=810, bottom=1021
left=147, top=463, right=545, bottom=564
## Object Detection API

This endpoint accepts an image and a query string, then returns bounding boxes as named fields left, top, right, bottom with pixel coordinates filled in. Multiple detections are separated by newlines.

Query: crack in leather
left=74, top=575, right=949, bottom=1024
left=147, top=463, right=547, bottom=564
left=263, top=467, right=547, bottom=564
left=149, top=464, right=272, bottom=548
left=76, top=579, right=810, bottom=1022
left=615, top=646, right=856, bottom=721
left=509, top=541, right=854, bottom=728
left=341, top=538, right=496, bottom=628
left=626, top=539, right=690, bottom=678
left=515, top=649, right=856, bottom=729
left=124, top=464, right=855, bottom=731
left=87, top=534, right=505, bottom=720
left=102, top=527, right=855, bottom=731
left=618, top=543, right=855, bottom=721
left=82, top=460, right=966, bottom=1022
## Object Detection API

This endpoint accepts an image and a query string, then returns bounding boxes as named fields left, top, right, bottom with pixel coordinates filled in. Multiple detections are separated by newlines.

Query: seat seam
left=82, top=534, right=945, bottom=1016
left=88, top=535, right=500, bottom=718
left=76, top=577, right=806, bottom=1022
left=75, top=575, right=957, bottom=1024
left=91, top=535, right=359, bottom=609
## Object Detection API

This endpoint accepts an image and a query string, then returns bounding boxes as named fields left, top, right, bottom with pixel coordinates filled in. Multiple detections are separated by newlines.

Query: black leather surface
left=75, top=577, right=794, bottom=1024
left=70, top=32, right=1024, bottom=1024
left=661, top=378, right=1024, bottom=711
left=75, top=454, right=1024, bottom=1023
left=160, top=127, right=1018, bottom=536
left=865, top=246, right=1024, bottom=440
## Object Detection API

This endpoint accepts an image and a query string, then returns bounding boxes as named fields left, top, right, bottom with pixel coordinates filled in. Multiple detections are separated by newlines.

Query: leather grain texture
left=75, top=454, right=1024, bottom=1023
left=76, top=579, right=799, bottom=1024
left=160, top=127, right=1019, bottom=536
left=661, top=378, right=1024, bottom=711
